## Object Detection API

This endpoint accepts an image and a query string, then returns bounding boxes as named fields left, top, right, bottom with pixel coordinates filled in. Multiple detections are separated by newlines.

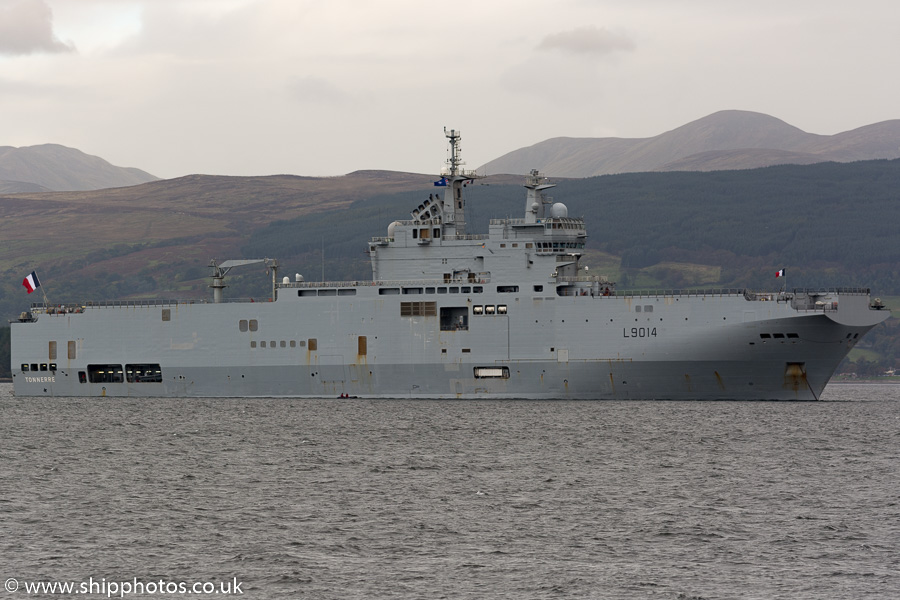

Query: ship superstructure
left=10, top=130, right=891, bottom=399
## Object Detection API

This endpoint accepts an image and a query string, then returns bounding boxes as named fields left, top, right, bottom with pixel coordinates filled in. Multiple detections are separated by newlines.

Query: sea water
left=2, top=383, right=898, bottom=599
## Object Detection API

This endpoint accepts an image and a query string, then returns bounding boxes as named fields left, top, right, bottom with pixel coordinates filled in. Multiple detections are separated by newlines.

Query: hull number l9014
left=624, top=327, right=657, bottom=338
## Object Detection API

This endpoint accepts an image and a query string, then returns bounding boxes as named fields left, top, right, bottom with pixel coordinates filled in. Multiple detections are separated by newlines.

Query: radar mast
left=439, top=128, right=481, bottom=237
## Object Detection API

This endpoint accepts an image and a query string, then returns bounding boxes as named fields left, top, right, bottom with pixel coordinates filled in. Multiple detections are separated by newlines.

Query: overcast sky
left=1, top=0, right=898, bottom=179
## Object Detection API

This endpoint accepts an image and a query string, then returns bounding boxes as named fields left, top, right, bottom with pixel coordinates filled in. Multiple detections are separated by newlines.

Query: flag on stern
left=23, top=271, right=41, bottom=294
left=775, top=269, right=785, bottom=278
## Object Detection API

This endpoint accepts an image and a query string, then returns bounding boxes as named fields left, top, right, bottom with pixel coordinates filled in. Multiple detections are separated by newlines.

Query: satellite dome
left=550, top=202, right=568, bottom=218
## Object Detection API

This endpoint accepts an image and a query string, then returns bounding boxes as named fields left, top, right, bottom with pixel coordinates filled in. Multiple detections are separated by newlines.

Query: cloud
left=0, top=0, right=75, bottom=55
left=537, top=26, right=635, bottom=57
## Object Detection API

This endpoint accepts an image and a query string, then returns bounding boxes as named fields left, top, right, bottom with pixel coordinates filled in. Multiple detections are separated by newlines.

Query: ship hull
left=11, top=288, right=887, bottom=400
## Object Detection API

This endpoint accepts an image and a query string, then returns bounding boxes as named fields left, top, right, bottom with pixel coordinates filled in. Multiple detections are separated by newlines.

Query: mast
left=439, top=128, right=480, bottom=237
left=523, top=168, right=556, bottom=224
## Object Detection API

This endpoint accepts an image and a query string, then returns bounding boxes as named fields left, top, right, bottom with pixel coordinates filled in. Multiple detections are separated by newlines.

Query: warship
left=10, top=129, right=891, bottom=399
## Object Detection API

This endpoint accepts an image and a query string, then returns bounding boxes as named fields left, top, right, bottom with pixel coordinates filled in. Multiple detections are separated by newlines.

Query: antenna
left=444, top=127, right=463, bottom=177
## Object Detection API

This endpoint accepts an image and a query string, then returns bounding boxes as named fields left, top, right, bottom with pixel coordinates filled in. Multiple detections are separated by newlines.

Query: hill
left=480, top=111, right=900, bottom=177
left=2, top=162, right=899, bottom=309
left=0, top=144, right=159, bottom=191
left=0, top=171, right=452, bottom=284
left=2, top=161, right=899, bottom=378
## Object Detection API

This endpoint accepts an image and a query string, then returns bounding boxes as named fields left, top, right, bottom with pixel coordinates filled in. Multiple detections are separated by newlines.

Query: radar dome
left=550, top=202, right=568, bottom=218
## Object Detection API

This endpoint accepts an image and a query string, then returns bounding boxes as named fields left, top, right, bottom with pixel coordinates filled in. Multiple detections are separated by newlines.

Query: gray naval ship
left=10, top=129, right=891, bottom=399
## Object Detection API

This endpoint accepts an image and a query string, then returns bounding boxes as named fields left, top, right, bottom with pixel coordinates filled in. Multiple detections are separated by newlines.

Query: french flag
left=775, top=268, right=785, bottom=278
left=23, top=271, right=41, bottom=294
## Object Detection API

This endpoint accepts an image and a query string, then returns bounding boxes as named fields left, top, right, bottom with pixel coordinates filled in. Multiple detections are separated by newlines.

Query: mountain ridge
left=479, top=110, right=900, bottom=177
left=0, top=143, right=159, bottom=192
